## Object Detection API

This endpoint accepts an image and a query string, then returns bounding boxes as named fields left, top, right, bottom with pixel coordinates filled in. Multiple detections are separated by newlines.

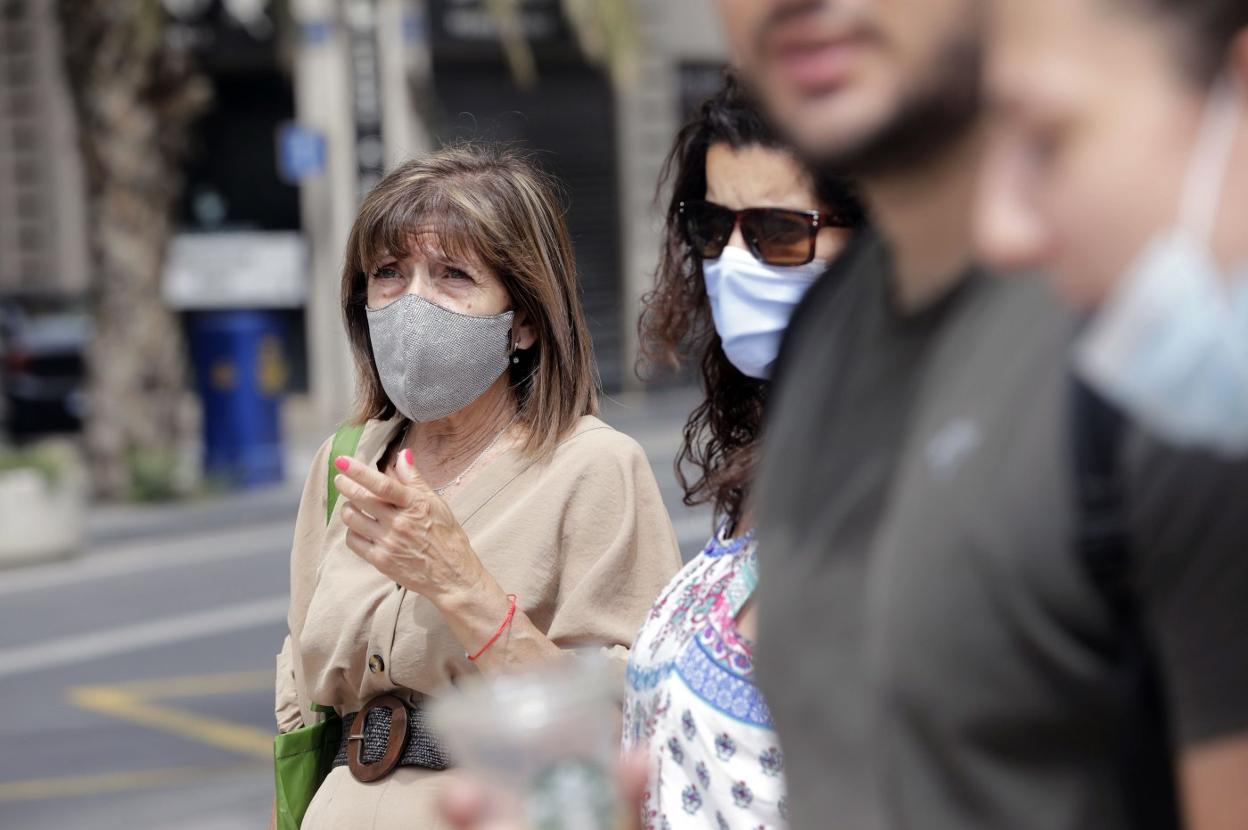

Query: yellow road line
left=0, top=762, right=268, bottom=802
left=69, top=686, right=274, bottom=760
left=17, top=671, right=281, bottom=801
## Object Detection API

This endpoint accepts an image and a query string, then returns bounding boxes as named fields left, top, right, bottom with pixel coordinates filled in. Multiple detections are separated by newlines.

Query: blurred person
left=625, top=75, right=863, bottom=828
left=976, top=0, right=1248, bottom=825
left=272, top=144, right=682, bottom=829
left=979, top=0, right=1248, bottom=457
left=714, top=1, right=1248, bottom=829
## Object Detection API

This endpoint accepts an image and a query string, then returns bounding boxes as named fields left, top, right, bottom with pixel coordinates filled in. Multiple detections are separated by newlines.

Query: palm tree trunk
left=57, top=0, right=210, bottom=499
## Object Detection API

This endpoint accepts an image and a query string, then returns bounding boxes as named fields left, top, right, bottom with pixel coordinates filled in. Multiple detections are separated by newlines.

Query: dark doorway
left=427, top=46, right=623, bottom=390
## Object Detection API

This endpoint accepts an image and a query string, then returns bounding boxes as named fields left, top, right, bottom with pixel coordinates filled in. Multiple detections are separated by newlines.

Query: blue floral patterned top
left=623, top=526, right=788, bottom=829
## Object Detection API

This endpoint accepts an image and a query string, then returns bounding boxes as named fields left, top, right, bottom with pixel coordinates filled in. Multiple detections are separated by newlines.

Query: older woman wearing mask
left=979, top=1, right=1248, bottom=828
left=272, top=144, right=682, bottom=829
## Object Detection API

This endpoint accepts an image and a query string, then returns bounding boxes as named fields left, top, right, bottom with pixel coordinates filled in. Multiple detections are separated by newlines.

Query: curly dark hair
left=638, top=74, right=864, bottom=533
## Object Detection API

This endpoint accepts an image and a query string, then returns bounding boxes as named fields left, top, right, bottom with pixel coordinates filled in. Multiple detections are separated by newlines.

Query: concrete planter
left=0, top=467, right=85, bottom=566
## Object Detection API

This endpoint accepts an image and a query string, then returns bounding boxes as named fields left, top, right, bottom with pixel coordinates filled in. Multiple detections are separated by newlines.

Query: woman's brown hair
left=342, top=143, right=598, bottom=457
left=639, top=75, right=864, bottom=532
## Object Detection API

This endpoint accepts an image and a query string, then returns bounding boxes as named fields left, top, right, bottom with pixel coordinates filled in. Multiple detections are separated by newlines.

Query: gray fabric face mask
left=366, top=293, right=515, bottom=422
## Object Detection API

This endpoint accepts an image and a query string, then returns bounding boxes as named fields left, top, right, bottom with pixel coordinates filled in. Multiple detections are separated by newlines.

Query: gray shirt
left=755, top=231, right=1248, bottom=830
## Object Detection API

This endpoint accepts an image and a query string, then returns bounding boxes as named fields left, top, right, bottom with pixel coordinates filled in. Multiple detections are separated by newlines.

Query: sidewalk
left=87, top=485, right=301, bottom=548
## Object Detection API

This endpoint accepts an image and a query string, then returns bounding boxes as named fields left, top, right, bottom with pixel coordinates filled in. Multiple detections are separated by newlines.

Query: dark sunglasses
left=679, top=199, right=861, bottom=266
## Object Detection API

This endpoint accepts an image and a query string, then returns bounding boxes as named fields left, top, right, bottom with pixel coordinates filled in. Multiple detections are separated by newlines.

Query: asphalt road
left=0, top=387, right=712, bottom=830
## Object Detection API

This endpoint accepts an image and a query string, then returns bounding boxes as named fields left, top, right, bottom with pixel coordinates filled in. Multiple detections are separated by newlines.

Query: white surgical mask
left=703, top=245, right=826, bottom=380
left=1075, top=75, right=1248, bottom=456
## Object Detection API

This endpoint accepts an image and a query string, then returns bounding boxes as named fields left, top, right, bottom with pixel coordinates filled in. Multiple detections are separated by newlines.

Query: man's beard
left=808, top=31, right=984, bottom=180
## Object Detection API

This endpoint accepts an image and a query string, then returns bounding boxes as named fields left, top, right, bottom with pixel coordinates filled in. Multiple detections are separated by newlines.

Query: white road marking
left=0, top=596, right=288, bottom=678
left=0, top=522, right=293, bottom=597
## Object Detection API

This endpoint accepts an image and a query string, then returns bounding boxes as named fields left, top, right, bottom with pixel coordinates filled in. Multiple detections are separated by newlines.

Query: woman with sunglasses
left=623, top=75, right=864, bottom=829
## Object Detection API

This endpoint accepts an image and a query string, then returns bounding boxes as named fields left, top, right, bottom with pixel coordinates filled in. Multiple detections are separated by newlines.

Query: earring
left=511, top=340, right=521, bottom=364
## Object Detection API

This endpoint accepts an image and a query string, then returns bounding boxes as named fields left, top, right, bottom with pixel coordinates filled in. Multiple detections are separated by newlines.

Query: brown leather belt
left=332, top=694, right=453, bottom=782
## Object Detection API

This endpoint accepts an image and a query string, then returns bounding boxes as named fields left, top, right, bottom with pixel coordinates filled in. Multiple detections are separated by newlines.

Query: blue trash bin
left=188, top=310, right=288, bottom=487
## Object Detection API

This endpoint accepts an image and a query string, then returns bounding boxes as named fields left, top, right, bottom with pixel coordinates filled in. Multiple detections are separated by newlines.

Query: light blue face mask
left=703, top=245, right=827, bottom=380
left=1075, top=75, right=1248, bottom=456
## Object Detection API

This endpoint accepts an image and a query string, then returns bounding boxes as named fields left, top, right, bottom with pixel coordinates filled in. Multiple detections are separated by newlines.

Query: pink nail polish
left=403, top=448, right=413, bottom=466
left=334, top=457, right=349, bottom=472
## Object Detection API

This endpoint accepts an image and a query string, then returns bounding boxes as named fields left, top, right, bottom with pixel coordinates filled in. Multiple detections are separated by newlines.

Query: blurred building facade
left=0, top=0, right=727, bottom=433
left=0, top=0, right=90, bottom=302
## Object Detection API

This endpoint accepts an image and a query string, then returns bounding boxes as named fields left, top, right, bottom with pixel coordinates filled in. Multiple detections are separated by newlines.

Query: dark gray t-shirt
left=755, top=230, right=1248, bottom=830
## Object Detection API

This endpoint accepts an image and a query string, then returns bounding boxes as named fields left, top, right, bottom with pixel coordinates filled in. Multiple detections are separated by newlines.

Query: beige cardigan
left=274, top=414, right=680, bottom=826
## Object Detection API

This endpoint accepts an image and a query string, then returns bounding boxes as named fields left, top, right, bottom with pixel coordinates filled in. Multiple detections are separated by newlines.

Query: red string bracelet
left=467, top=594, right=517, bottom=662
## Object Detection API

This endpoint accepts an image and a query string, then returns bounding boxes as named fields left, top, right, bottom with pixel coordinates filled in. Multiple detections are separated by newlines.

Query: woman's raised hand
left=334, top=449, right=561, bottom=671
left=334, top=450, right=486, bottom=606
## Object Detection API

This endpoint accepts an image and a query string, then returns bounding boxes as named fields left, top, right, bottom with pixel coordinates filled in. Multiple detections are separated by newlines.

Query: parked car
left=0, top=304, right=90, bottom=441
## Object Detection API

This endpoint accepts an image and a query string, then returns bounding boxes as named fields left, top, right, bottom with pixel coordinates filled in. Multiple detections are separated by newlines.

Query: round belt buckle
left=346, top=694, right=409, bottom=783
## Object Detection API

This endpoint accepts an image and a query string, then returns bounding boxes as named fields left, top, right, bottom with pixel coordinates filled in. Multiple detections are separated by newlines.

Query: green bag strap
left=325, top=423, right=365, bottom=525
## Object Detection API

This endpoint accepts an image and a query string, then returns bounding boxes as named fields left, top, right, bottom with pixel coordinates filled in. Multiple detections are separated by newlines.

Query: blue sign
left=302, top=19, right=331, bottom=45
left=276, top=122, right=326, bottom=183
left=403, top=8, right=426, bottom=44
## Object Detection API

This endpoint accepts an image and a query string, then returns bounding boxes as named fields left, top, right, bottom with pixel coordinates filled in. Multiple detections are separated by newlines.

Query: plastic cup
left=428, top=657, right=623, bottom=830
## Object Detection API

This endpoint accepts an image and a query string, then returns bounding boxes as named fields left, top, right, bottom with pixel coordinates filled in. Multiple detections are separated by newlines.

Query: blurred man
left=714, top=1, right=1248, bottom=829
